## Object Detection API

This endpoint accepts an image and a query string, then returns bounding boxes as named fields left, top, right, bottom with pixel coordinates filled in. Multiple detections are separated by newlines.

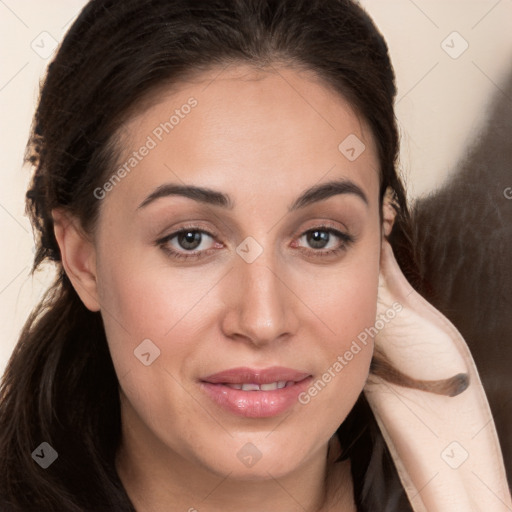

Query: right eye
left=156, top=227, right=221, bottom=261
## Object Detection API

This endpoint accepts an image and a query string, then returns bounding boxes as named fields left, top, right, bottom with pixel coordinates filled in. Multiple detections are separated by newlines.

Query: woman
left=0, top=0, right=509, bottom=510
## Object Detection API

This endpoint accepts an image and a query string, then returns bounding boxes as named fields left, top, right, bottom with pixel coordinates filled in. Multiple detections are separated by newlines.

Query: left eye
left=299, top=229, right=337, bottom=250
left=297, top=228, right=351, bottom=252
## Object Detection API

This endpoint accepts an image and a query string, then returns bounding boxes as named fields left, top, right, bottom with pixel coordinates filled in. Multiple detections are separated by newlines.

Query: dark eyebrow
left=138, top=184, right=233, bottom=210
left=288, top=179, right=368, bottom=210
left=137, top=178, right=368, bottom=211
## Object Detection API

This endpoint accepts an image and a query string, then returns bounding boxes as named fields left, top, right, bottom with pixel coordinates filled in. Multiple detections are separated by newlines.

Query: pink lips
left=200, top=366, right=312, bottom=418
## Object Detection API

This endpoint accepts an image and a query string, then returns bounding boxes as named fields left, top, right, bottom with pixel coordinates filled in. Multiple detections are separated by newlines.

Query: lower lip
left=200, top=377, right=313, bottom=418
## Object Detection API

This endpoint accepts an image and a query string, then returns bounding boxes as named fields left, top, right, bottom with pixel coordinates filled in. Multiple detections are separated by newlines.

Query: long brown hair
left=0, top=1, right=446, bottom=510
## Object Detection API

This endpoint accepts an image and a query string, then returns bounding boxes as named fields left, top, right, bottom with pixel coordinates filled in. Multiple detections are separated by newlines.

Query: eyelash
left=156, top=224, right=355, bottom=261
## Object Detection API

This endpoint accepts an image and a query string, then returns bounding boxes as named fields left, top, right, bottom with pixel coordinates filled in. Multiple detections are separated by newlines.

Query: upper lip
left=201, top=366, right=311, bottom=385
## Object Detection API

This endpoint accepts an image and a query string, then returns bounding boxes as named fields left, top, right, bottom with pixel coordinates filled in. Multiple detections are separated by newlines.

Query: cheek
left=292, top=248, right=380, bottom=419
left=94, top=256, right=223, bottom=457
left=95, top=254, right=224, bottom=366
left=298, top=245, right=380, bottom=349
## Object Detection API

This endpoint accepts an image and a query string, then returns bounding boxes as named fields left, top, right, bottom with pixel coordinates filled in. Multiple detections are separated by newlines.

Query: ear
left=52, top=209, right=100, bottom=312
left=381, top=186, right=397, bottom=239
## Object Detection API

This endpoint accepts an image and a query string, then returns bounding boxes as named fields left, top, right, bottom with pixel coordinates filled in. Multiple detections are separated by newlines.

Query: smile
left=200, top=367, right=312, bottom=418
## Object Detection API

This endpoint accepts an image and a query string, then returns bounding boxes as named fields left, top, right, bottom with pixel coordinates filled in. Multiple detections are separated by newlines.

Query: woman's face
left=90, top=65, right=382, bottom=480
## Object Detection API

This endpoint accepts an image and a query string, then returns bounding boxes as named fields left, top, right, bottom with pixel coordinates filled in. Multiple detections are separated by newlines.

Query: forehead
left=106, top=64, right=380, bottom=214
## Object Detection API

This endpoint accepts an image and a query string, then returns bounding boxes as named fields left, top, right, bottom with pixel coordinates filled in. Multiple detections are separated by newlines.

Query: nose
left=220, top=251, right=299, bottom=348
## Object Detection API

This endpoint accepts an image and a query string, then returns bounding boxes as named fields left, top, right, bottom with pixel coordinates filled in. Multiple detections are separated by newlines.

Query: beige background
left=1, top=0, right=512, bottom=376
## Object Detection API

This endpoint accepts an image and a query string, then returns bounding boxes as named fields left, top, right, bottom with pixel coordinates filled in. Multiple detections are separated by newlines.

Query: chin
left=195, top=434, right=312, bottom=481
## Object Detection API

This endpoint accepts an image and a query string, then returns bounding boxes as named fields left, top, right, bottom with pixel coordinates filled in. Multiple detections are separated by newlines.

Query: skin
left=53, top=64, right=385, bottom=511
